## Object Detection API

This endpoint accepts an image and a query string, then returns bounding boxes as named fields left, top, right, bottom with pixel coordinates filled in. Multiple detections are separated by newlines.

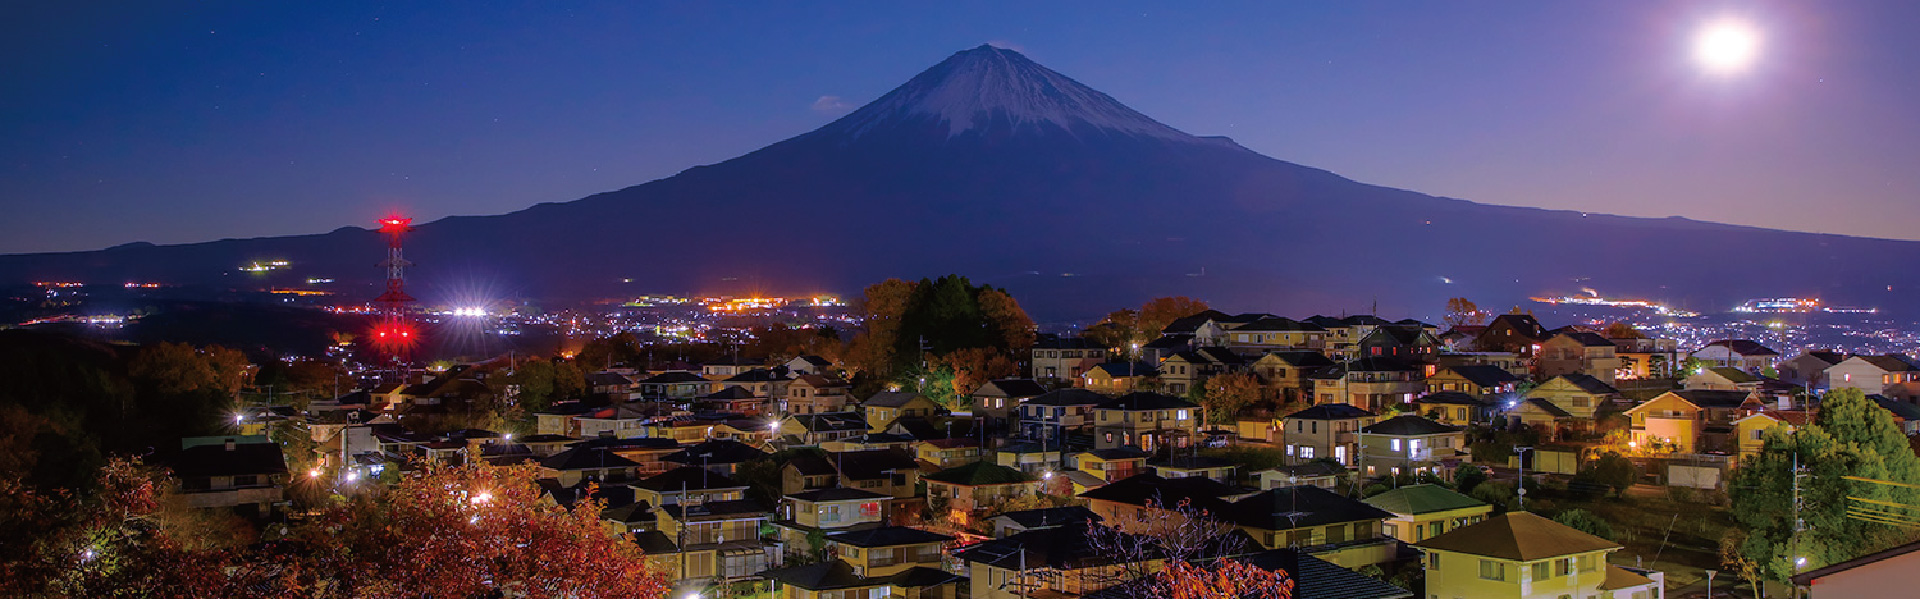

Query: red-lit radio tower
left=372, top=217, right=418, bottom=363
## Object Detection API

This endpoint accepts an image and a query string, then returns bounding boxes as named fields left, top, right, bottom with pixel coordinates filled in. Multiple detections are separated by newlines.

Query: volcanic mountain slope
left=5, top=44, right=1918, bottom=319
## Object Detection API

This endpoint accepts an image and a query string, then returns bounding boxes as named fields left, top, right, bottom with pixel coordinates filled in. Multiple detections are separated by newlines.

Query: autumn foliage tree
left=1138, top=297, right=1210, bottom=338
left=1201, top=372, right=1266, bottom=425
left=1090, top=297, right=1213, bottom=351
left=844, top=276, right=1035, bottom=397
left=1442, top=297, right=1485, bottom=330
left=1158, top=559, right=1294, bottom=599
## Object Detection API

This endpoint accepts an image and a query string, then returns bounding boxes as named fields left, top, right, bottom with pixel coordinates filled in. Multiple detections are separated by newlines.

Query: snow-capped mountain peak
left=821, top=44, right=1195, bottom=141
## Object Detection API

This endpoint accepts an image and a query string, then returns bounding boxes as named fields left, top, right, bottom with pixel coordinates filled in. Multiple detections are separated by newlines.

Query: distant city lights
left=239, top=259, right=292, bottom=272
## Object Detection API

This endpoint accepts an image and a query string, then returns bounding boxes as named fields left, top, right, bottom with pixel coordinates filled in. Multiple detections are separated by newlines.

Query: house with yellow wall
left=1732, top=411, right=1808, bottom=463
left=1073, top=447, right=1150, bottom=483
left=914, top=438, right=981, bottom=468
left=861, top=392, right=941, bottom=433
left=647, top=498, right=775, bottom=584
left=774, top=487, right=889, bottom=550
left=1089, top=392, right=1199, bottom=451
left=957, top=522, right=1161, bottom=599
left=922, top=461, right=1038, bottom=521
left=1414, top=511, right=1663, bottom=599
left=1525, top=374, right=1619, bottom=421
left=1362, top=484, right=1491, bottom=543
left=1624, top=389, right=1756, bottom=454
left=1415, top=391, right=1486, bottom=426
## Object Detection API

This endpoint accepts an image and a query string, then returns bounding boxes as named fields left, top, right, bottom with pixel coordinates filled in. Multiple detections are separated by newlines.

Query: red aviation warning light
left=372, top=216, right=418, bottom=353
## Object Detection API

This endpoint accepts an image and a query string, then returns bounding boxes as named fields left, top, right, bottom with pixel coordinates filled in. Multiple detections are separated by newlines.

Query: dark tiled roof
left=1418, top=391, right=1483, bottom=406
left=1872, top=395, right=1920, bottom=421
left=760, top=560, right=871, bottom=590
left=540, top=446, right=641, bottom=471
left=702, top=386, right=759, bottom=400
left=1260, top=351, right=1335, bottom=368
left=663, top=439, right=770, bottom=465
left=974, top=379, right=1047, bottom=398
left=631, top=466, right=743, bottom=492
left=1142, top=335, right=1194, bottom=350
left=1285, top=403, right=1375, bottom=421
left=1523, top=398, right=1573, bottom=418
left=1671, top=389, right=1754, bottom=408
left=1024, top=388, right=1109, bottom=406
left=922, top=461, right=1034, bottom=486
left=1702, top=339, right=1780, bottom=357
left=1556, top=331, right=1616, bottom=347
left=1546, top=373, right=1620, bottom=396
left=1096, top=392, right=1197, bottom=411
left=660, top=498, right=769, bottom=520
left=885, top=566, right=962, bottom=588
left=1224, top=485, right=1396, bottom=530
left=1084, top=446, right=1151, bottom=460
left=1089, top=362, right=1158, bottom=378
left=632, top=530, right=679, bottom=554
left=1861, top=355, right=1919, bottom=372
left=1236, top=318, right=1325, bottom=332
left=725, top=369, right=788, bottom=383
left=1362, top=415, right=1462, bottom=436
left=637, top=371, right=707, bottom=384
left=826, top=526, right=953, bottom=548
left=835, top=449, right=921, bottom=480
left=862, top=391, right=929, bottom=408
left=1150, top=456, right=1235, bottom=470
left=958, top=522, right=1144, bottom=569
left=995, top=506, right=1101, bottom=529
left=1344, top=357, right=1422, bottom=372
left=1414, top=512, right=1619, bottom=561
left=791, top=412, right=870, bottom=432
left=786, top=487, right=891, bottom=502
left=1162, top=310, right=1230, bottom=335
left=1231, top=549, right=1414, bottom=599
left=1443, top=364, right=1522, bottom=388
left=171, top=440, right=287, bottom=478
left=586, top=372, right=635, bottom=386
left=1077, top=473, right=1244, bottom=510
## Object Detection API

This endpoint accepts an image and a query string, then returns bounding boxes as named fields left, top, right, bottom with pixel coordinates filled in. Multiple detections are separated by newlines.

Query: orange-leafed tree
left=1201, top=372, right=1266, bottom=425
left=976, top=288, right=1037, bottom=351
left=1159, top=559, right=1294, bottom=599
left=1138, top=297, right=1210, bottom=338
left=299, top=461, right=668, bottom=599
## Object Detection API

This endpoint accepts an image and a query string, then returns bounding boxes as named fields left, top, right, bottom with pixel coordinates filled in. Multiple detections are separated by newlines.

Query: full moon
left=1694, top=19, right=1761, bottom=75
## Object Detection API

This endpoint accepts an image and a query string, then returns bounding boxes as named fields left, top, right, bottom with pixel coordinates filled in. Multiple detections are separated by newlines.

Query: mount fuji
left=6, top=44, right=1919, bottom=319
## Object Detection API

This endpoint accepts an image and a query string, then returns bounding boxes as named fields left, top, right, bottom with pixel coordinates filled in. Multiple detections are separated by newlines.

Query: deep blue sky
left=6, top=1, right=1920, bottom=254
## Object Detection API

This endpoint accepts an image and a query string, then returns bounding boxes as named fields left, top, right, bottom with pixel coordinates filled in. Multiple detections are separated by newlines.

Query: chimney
left=224, top=438, right=237, bottom=452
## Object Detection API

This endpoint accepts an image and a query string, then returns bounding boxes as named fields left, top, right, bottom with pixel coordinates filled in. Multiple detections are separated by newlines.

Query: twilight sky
left=6, top=1, right=1920, bottom=254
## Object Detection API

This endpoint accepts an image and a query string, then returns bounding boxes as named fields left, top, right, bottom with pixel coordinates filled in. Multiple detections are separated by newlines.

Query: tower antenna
left=372, top=217, right=418, bottom=383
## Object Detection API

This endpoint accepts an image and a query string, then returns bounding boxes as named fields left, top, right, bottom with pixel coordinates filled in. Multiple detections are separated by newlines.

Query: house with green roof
left=1362, top=484, right=1492, bottom=543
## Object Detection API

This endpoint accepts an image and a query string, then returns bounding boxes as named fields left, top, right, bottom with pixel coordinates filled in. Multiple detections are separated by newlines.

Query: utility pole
left=1515, top=445, right=1534, bottom=511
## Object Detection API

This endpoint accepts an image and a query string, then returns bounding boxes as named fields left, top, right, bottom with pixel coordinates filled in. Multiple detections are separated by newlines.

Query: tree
left=846, top=278, right=917, bottom=377
left=1453, top=464, right=1488, bottom=496
left=1575, top=452, right=1637, bottom=498
left=1443, top=298, right=1485, bottom=329
left=1156, top=559, right=1294, bottom=599
left=976, top=288, right=1037, bottom=351
left=1552, top=509, right=1614, bottom=540
left=1086, top=497, right=1248, bottom=586
left=1138, top=297, right=1210, bottom=339
left=937, top=347, right=1019, bottom=402
left=1729, top=388, right=1920, bottom=583
left=1086, top=309, right=1144, bottom=351
left=1201, top=373, right=1264, bottom=425
left=1602, top=321, right=1643, bottom=340
left=1470, top=481, right=1515, bottom=512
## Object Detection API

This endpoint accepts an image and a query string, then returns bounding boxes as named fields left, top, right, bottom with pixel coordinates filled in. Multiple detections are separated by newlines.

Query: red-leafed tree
left=1159, top=559, right=1294, bottom=599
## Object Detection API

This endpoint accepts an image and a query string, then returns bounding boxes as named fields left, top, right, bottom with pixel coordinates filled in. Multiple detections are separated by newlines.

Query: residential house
left=775, top=487, right=890, bottom=548
left=719, top=368, right=790, bottom=399
left=578, top=436, right=682, bottom=477
left=1139, top=333, right=1194, bottom=364
left=1251, top=351, right=1336, bottom=403
left=701, top=357, right=762, bottom=379
left=763, top=558, right=961, bottom=599
left=1414, top=512, right=1662, bottom=599
left=1073, top=446, right=1151, bottom=484
left=1281, top=403, right=1376, bottom=466
left=1472, top=314, right=1550, bottom=356
left=1536, top=331, right=1622, bottom=386
left=631, top=466, right=748, bottom=508
left=650, top=498, right=775, bottom=584
left=575, top=405, right=651, bottom=439
left=1157, top=347, right=1248, bottom=396
left=1437, top=351, right=1530, bottom=378
left=1872, top=395, right=1920, bottom=435
left=782, top=355, right=835, bottom=377
left=586, top=371, right=637, bottom=396
left=826, top=526, right=952, bottom=578
left=994, top=441, right=1067, bottom=477
left=1018, top=388, right=1106, bottom=441
left=168, top=436, right=288, bottom=516
left=1692, top=339, right=1781, bottom=373
left=1415, top=391, right=1487, bottom=427
left=1357, top=324, right=1441, bottom=361
left=1623, top=389, right=1758, bottom=454
left=1030, top=335, right=1107, bottom=382
left=1191, top=312, right=1279, bottom=347
left=970, top=378, right=1046, bottom=432
left=638, top=371, right=711, bottom=400
left=1425, top=364, right=1522, bottom=398
left=1826, top=355, right=1920, bottom=396
left=778, top=412, right=871, bottom=446
left=1507, top=399, right=1577, bottom=439
left=1149, top=456, right=1235, bottom=483
left=1317, top=358, right=1427, bottom=413
left=698, top=386, right=765, bottom=415
left=1608, top=333, right=1680, bottom=381
left=922, top=462, right=1039, bottom=521
left=1218, top=317, right=1328, bottom=356
left=820, top=432, right=917, bottom=453
left=1358, top=415, right=1467, bottom=479
left=783, top=374, right=852, bottom=416
left=861, top=392, right=941, bottom=432
left=958, top=522, right=1158, bottom=599
left=1778, top=350, right=1847, bottom=389
left=915, top=438, right=981, bottom=468
left=1083, top=476, right=1397, bottom=569
left=1305, top=314, right=1393, bottom=359
left=1790, top=538, right=1920, bottom=598
left=1363, top=484, right=1492, bottom=543
left=1732, top=411, right=1809, bottom=462
left=1081, top=361, right=1157, bottom=393
left=1090, top=392, right=1200, bottom=451
left=1525, top=374, right=1619, bottom=420
left=540, top=443, right=641, bottom=486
